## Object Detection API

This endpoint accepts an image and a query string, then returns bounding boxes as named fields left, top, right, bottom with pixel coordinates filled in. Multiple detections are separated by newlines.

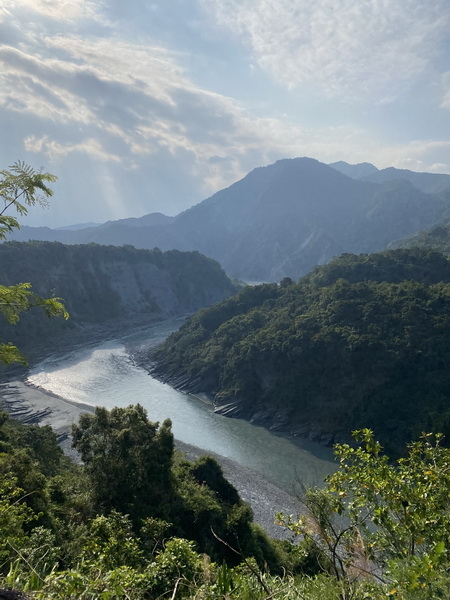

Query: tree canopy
left=72, top=405, right=175, bottom=524
left=3, top=412, right=450, bottom=598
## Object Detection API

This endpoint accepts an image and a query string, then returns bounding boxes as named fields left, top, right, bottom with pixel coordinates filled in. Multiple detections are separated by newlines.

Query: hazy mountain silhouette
left=330, top=161, right=450, bottom=194
left=328, top=160, right=379, bottom=179
left=9, top=157, right=450, bottom=281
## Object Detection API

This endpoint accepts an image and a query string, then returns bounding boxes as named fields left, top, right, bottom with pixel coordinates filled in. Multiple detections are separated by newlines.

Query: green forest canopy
left=152, top=247, right=450, bottom=456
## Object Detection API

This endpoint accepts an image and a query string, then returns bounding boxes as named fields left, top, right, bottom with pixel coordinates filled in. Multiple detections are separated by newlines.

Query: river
left=27, top=317, right=335, bottom=495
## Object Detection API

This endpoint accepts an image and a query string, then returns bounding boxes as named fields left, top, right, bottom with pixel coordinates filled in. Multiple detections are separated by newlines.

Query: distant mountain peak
left=361, top=166, right=450, bottom=194
left=56, top=221, right=101, bottom=231
left=329, top=161, right=379, bottom=179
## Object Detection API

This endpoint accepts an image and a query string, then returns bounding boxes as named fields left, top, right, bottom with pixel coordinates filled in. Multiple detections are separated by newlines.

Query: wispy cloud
left=202, top=0, right=450, bottom=102
left=1, top=0, right=101, bottom=24
left=0, top=3, right=299, bottom=218
left=24, top=135, right=123, bottom=163
left=0, top=11, right=316, bottom=185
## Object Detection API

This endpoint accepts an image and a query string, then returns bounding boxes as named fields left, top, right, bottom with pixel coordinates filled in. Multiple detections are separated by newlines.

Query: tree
left=278, top=429, right=450, bottom=599
left=0, top=162, right=68, bottom=364
left=72, top=405, right=175, bottom=524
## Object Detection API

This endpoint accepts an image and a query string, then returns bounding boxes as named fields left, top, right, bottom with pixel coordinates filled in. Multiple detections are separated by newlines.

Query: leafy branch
left=0, top=162, right=68, bottom=365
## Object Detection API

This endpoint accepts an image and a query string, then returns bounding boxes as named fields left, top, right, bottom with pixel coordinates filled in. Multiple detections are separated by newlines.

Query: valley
left=3, top=157, right=450, bottom=599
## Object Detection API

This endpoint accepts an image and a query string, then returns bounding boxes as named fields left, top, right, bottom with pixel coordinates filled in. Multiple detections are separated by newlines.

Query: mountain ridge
left=8, top=157, right=450, bottom=281
left=330, top=160, right=450, bottom=194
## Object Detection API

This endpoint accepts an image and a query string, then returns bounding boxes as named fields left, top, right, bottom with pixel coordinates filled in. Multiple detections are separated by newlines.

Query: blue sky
left=1, top=0, right=450, bottom=227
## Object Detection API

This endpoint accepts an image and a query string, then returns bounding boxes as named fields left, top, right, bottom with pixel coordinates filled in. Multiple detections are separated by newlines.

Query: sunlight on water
left=28, top=342, right=138, bottom=404
left=27, top=319, right=335, bottom=493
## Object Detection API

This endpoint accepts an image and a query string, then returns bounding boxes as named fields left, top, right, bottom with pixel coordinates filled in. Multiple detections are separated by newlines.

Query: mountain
left=362, top=167, right=450, bottom=194
left=330, top=161, right=450, bottom=194
left=8, top=158, right=450, bottom=282
left=172, top=158, right=450, bottom=281
left=328, top=160, right=379, bottom=178
left=0, top=241, right=239, bottom=359
left=149, top=248, right=450, bottom=456
left=392, top=222, right=450, bottom=255
left=56, top=222, right=101, bottom=230
left=97, top=212, right=175, bottom=229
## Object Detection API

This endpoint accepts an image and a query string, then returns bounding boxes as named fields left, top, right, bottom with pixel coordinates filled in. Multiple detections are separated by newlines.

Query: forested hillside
left=393, top=222, right=450, bottom=256
left=151, top=248, right=450, bottom=455
left=0, top=241, right=239, bottom=359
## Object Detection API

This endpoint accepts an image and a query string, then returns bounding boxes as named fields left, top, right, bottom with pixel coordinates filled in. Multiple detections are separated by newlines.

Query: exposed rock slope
left=0, top=241, right=239, bottom=358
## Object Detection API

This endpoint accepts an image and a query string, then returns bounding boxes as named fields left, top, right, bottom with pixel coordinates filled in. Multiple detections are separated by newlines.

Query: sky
left=1, top=0, right=450, bottom=228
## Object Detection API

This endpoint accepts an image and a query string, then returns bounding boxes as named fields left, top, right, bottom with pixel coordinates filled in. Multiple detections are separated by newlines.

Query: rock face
left=0, top=241, right=239, bottom=357
left=9, top=157, right=450, bottom=282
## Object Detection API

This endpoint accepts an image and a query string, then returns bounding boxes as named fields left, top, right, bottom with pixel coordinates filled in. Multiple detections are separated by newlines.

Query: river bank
left=146, top=359, right=343, bottom=449
left=0, top=379, right=302, bottom=540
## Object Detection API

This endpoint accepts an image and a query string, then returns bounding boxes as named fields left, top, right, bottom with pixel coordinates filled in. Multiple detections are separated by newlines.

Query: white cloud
left=380, top=140, right=450, bottom=173
left=0, top=25, right=297, bottom=184
left=8, top=24, right=450, bottom=187
left=24, top=135, right=122, bottom=163
left=0, top=47, right=97, bottom=124
left=202, top=0, right=450, bottom=101
left=44, top=35, right=185, bottom=102
left=2, top=0, right=449, bottom=179
left=0, top=0, right=100, bottom=24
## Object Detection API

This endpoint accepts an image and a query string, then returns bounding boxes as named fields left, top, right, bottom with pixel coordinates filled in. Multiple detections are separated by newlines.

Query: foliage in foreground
left=2, top=409, right=450, bottom=599
left=279, top=429, right=450, bottom=599
left=0, top=406, right=304, bottom=598
left=0, top=162, right=68, bottom=364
